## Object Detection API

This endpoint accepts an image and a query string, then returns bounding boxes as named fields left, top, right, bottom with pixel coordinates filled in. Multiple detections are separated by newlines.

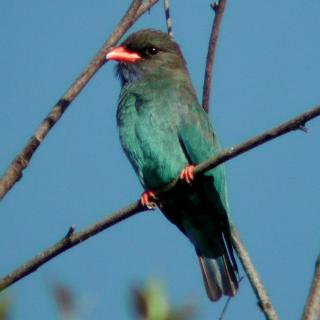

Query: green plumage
left=113, top=29, right=238, bottom=300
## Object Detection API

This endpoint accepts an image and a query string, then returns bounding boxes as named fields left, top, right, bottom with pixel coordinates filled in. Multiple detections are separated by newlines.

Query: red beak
left=106, top=46, right=142, bottom=63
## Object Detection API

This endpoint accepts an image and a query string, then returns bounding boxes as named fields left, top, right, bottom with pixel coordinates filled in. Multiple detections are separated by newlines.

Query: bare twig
left=218, top=276, right=244, bottom=320
left=201, top=3, right=277, bottom=317
left=64, top=226, right=75, bottom=239
left=0, top=104, right=319, bottom=293
left=302, top=254, right=320, bottom=320
left=231, top=226, right=279, bottom=320
left=0, top=0, right=159, bottom=201
left=164, top=0, right=173, bottom=36
left=194, top=105, right=320, bottom=177
left=0, top=201, right=144, bottom=292
left=202, top=0, right=227, bottom=113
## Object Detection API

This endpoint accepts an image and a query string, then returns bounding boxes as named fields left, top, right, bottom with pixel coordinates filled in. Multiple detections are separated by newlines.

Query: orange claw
left=180, top=165, right=196, bottom=184
left=140, top=190, right=157, bottom=209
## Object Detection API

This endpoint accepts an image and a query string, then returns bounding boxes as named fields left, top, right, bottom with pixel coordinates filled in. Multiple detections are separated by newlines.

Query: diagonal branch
left=0, top=0, right=159, bottom=201
left=201, top=3, right=279, bottom=318
left=0, top=104, right=319, bottom=293
left=231, top=226, right=279, bottom=320
left=0, top=201, right=144, bottom=292
left=202, top=0, right=227, bottom=113
left=302, top=254, right=320, bottom=320
left=194, top=105, right=320, bottom=177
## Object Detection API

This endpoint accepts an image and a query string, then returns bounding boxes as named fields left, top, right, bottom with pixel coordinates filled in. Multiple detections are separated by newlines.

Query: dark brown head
left=106, top=29, right=189, bottom=86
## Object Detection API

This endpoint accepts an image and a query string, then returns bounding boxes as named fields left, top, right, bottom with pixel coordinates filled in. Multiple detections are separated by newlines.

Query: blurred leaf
left=131, top=278, right=196, bottom=320
left=50, top=280, right=76, bottom=320
left=0, top=294, right=12, bottom=320
left=52, top=282, right=74, bottom=314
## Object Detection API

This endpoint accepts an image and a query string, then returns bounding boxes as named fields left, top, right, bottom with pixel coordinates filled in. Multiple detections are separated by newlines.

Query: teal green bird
left=106, top=29, right=238, bottom=301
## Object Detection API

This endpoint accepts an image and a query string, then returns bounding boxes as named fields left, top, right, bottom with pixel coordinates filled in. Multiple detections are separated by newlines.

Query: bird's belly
left=119, top=118, right=187, bottom=189
left=141, top=143, right=186, bottom=189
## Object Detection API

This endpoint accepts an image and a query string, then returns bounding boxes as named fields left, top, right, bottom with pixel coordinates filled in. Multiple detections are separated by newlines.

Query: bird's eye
left=145, top=47, right=158, bottom=56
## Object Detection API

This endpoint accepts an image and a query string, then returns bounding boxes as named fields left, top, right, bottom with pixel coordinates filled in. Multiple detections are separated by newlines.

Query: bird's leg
left=180, top=164, right=196, bottom=184
left=140, top=190, right=157, bottom=209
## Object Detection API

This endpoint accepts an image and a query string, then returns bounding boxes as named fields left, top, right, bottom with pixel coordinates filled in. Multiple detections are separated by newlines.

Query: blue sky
left=1, top=1, right=320, bottom=319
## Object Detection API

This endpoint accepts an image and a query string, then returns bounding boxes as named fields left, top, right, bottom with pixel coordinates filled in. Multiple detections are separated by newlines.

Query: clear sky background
left=1, top=1, right=320, bottom=319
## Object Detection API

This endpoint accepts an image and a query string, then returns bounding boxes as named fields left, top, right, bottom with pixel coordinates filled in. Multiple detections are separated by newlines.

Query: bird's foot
left=140, top=190, right=157, bottom=209
left=180, top=165, right=196, bottom=184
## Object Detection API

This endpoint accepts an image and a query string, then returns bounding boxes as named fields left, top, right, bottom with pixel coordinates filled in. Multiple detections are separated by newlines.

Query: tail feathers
left=198, top=254, right=238, bottom=301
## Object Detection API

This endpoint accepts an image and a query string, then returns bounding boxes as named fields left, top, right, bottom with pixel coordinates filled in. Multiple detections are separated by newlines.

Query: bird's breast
left=117, top=89, right=188, bottom=189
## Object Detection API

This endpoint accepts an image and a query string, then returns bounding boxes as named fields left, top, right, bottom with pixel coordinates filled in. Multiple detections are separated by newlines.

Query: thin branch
left=218, top=276, right=244, bottom=320
left=202, top=0, right=227, bottom=113
left=0, top=201, right=144, bottom=292
left=231, top=226, right=279, bottom=320
left=164, top=0, right=173, bottom=36
left=302, top=254, right=320, bottom=320
left=202, top=3, right=275, bottom=316
left=0, top=0, right=159, bottom=201
left=194, top=105, right=320, bottom=177
left=0, top=104, right=319, bottom=293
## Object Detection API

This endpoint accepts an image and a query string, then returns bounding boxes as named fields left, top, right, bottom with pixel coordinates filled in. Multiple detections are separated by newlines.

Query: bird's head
left=106, top=29, right=189, bottom=86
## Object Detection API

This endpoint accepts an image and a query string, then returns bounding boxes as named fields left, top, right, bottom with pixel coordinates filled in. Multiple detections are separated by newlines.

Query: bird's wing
left=176, top=96, right=229, bottom=211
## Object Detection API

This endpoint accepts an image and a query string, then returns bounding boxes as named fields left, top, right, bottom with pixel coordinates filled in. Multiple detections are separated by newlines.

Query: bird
left=106, top=29, right=238, bottom=301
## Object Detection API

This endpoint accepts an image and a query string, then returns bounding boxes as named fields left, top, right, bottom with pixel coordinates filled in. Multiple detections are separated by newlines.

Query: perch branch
left=0, top=0, right=159, bottom=201
left=0, top=201, right=143, bottom=292
left=194, top=105, right=320, bottom=177
left=0, top=104, right=319, bottom=292
left=202, top=0, right=227, bottom=113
